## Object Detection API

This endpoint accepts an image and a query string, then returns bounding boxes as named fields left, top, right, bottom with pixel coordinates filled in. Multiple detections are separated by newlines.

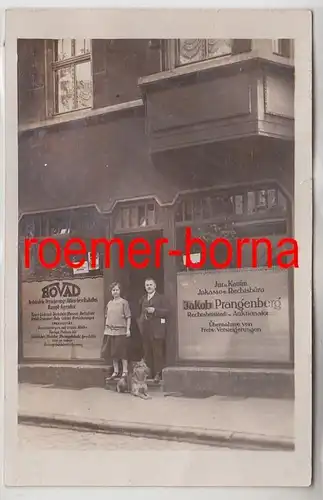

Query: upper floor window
left=273, top=39, right=293, bottom=59
left=52, top=39, right=93, bottom=114
left=175, top=39, right=251, bottom=68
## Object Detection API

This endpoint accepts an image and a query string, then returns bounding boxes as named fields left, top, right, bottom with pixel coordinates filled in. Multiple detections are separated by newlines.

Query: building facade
left=18, top=38, right=295, bottom=397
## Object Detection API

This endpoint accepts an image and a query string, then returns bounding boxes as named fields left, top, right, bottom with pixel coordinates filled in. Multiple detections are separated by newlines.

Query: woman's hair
left=109, top=281, right=122, bottom=293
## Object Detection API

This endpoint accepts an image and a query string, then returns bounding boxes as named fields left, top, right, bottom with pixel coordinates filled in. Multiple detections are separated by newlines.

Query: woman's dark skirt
left=101, top=334, right=129, bottom=361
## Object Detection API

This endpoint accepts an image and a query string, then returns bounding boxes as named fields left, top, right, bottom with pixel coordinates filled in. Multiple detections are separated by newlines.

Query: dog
left=130, top=359, right=151, bottom=399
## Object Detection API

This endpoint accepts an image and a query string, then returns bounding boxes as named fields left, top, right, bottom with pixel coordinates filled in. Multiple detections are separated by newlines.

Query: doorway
left=112, top=229, right=165, bottom=361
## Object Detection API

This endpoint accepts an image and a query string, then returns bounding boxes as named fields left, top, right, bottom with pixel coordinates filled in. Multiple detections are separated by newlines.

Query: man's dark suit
left=137, top=292, right=169, bottom=378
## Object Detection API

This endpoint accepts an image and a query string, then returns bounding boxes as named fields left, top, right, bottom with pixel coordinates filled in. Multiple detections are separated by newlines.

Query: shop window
left=175, top=187, right=286, bottom=224
left=51, top=39, right=93, bottom=114
left=115, top=202, right=159, bottom=231
left=175, top=185, right=292, bottom=364
left=272, top=39, right=292, bottom=58
left=19, top=208, right=103, bottom=281
left=176, top=221, right=288, bottom=272
left=175, top=186, right=289, bottom=272
left=174, top=39, right=252, bottom=68
left=20, top=208, right=100, bottom=239
left=20, top=236, right=103, bottom=282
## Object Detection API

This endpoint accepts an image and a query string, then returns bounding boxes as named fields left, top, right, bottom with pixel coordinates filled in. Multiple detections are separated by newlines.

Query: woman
left=102, top=282, right=131, bottom=380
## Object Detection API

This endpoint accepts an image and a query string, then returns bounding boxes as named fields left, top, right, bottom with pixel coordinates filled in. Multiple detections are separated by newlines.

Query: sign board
left=22, top=276, right=104, bottom=360
left=73, top=260, right=89, bottom=275
left=177, top=268, right=290, bottom=362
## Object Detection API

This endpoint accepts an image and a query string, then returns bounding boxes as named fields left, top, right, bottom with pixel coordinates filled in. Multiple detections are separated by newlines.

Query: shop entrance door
left=113, top=230, right=165, bottom=361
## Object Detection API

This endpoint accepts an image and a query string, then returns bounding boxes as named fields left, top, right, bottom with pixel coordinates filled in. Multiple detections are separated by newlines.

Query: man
left=137, top=278, right=169, bottom=383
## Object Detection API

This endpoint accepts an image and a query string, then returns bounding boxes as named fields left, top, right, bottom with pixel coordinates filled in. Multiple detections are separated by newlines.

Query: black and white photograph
left=2, top=8, right=312, bottom=487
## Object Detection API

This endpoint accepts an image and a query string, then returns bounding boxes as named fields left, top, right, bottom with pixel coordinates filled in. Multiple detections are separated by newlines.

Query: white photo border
left=3, top=8, right=312, bottom=487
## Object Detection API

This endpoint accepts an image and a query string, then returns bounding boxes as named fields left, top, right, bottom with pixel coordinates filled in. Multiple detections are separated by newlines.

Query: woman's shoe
left=106, top=372, right=118, bottom=381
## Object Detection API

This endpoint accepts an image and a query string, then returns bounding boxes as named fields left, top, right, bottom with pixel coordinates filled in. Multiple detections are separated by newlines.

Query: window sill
left=138, top=51, right=294, bottom=87
left=18, top=99, right=144, bottom=133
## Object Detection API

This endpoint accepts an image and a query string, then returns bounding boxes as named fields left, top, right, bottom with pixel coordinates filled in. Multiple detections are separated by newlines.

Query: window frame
left=174, top=185, right=288, bottom=227
left=174, top=183, right=291, bottom=272
left=162, top=39, right=252, bottom=71
left=45, top=39, right=94, bottom=117
left=113, top=200, right=162, bottom=234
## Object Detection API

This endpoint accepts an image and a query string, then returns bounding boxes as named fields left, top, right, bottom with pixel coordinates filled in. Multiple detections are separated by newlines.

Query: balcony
left=139, top=39, right=294, bottom=155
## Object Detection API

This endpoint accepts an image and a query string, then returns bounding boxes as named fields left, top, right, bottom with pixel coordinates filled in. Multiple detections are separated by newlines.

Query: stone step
left=104, top=377, right=163, bottom=392
left=163, top=366, right=294, bottom=399
left=18, top=363, right=294, bottom=398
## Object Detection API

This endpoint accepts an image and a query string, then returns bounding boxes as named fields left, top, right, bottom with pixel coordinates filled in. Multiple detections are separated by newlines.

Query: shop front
left=18, top=181, right=294, bottom=397
left=18, top=207, right=106, bottom=366
left=173, top=184, right=292, bottom=364
left=160, top=182, right=294, bottom=397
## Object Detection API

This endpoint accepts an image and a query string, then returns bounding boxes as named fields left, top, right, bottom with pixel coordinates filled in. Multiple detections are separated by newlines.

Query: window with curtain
left=52, top=39, right=93, bottom=114
left=175, top=39, right=252, bottom=67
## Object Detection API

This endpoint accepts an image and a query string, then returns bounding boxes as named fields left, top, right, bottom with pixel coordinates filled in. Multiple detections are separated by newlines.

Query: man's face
left=145, top=280, right=156, bottom=294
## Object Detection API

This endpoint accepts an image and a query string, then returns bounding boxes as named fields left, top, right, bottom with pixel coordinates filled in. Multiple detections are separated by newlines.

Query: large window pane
left=176, top=221, right=288, bottom=272
left=55, top=62, right=92, bottom=114
left=75, top=61, right=93, bottom=110
left=55, top=66, right=75, bottom=113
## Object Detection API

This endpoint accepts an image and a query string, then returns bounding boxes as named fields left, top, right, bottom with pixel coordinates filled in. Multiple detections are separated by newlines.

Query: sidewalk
left=18, top=383, right=294, bottom=450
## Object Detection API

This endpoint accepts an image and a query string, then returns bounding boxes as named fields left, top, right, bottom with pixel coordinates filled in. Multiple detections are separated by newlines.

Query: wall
left=18, top=39, right=161, bottom=126
left=92, top=39, right=160, bottom=109
left=18, top=39, right=47, bottom=124
left=19, top=108, right=294, bottom=218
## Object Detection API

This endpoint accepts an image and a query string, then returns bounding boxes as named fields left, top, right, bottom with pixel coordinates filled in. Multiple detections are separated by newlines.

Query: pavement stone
left=18, top=383, right=294, bottom=449
left=19, top=424, right=216, bottom=450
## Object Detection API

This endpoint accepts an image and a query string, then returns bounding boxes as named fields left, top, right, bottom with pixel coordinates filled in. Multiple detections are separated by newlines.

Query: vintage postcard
left=3, top=8, right=312, bottom=487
